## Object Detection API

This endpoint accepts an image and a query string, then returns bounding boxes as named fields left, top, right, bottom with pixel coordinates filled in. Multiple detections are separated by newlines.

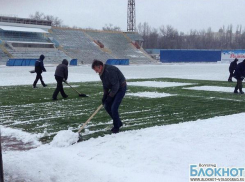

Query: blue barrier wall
left=6, top=59, right=37, bottom=66
left=106, top=59, right=129, bottom=65
left=70, top=59, right=77, bottom=66
left=160, top=50, right=221, bottom=62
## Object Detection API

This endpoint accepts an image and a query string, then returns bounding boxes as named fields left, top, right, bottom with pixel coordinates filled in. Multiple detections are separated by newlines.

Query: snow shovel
left=64, top=81, right=88, bottom=97
left=78, top=104, right=103, bottom=141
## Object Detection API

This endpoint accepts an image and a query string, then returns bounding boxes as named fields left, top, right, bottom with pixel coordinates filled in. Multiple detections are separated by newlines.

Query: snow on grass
left=2, top=113, right=245, bottom=182
left=1, top=63, right=244, bottom=182
left=127, top=92, right=175, bottom=98
left=184, top=86, right=234, bottom=93
left=127, top=81, right=194, bottom=88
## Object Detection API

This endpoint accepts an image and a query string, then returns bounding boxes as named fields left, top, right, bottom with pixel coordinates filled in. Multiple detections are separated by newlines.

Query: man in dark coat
left=228, top=58, right=238, bottom=82
left=233, top=59, right=245, bottom=94
left=33, top=54, right=47, bottom=88
left=92, top=59, right=127, bottom=133
left=52, top=59, right=69, bottom=100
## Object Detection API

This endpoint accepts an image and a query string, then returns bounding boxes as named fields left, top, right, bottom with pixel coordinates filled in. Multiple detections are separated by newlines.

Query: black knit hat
left=62, top=59, right=68, bottom=66
left=40, top=55, right=45, bottom=60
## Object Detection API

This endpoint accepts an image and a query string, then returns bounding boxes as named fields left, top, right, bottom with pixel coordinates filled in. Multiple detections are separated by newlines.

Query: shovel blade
left=79, top=94, right=88, bottom=97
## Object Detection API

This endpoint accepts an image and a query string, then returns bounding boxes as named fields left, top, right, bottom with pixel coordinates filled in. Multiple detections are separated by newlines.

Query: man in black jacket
left=33, top=54, right=47, bottom=88
left=228, top=58, right=238, bottom=82
left=92, top=59, right=127, bottom=133
left=233, top=59, right=245, bottom=94
left=52, top=59, right=69, bottom=100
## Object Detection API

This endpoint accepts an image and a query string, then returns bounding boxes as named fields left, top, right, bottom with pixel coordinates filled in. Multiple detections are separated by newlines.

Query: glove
left=63, top=79, right=67, bottom=83
left=102, top=94, right=107, bottom=105
left=104, top=96, right=113, bottom=105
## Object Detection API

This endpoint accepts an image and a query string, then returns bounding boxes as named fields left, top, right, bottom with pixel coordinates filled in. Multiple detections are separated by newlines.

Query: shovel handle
left=65, top=81, right=83, bottom=95
left=64, top=81, right=78, bottom=93
left=78, top=104, right=103, bottom=133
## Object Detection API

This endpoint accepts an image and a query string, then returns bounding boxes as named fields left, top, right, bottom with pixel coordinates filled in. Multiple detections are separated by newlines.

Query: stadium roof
left=0, top=25, right=48, bottom=33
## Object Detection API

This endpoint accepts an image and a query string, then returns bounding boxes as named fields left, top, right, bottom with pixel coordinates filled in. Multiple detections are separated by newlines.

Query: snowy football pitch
left=1, top=77, right=244, bottom=143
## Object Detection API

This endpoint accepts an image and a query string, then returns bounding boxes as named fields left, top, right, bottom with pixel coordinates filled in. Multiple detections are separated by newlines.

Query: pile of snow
left=127, top=91, right=175, bottom=98
left=1, top=126, right=41, bottom=147
left=50, top=130, right=79, bottom=147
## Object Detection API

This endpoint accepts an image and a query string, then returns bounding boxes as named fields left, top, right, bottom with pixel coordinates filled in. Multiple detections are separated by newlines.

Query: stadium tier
left=50, top=28, right=112, bottom=64
left=0, top=47, right=9, bottom=63
left=50, top=28, right=154, bottom=64
left=0, top=16, right=154, bottom=65
left=85, top=30, right=153, bottom=64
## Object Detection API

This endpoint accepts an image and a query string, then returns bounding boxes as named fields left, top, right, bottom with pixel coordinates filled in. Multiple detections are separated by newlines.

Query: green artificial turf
left=1, top=78, right=244, bottom=143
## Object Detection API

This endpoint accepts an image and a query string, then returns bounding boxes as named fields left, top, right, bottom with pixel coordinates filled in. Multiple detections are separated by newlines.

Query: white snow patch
left=48, top=85, right=80, bottom=88
left=2, top=113, right=245, bottom=182
left=1, top=126, right=41, bottom=146
left=127, top=92, right=175, bottom=98
left=128, top=81, right=194, bottom=88
left=184, top=86, right=234, bottom=93
left=0, top=63, right=230, bottom=86
left=50, top=130, right=79, bottom=147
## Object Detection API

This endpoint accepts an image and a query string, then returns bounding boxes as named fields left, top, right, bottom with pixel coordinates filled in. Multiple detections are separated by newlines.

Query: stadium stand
left=0, top=15, right=154, bottom=65
left=0, top=31, right=49, bottom=43
left=0, top=16, right=71, bottom=65
left=0, top=47, right=9, bottom=63
left=86, top=30, right=154, bottom=64
left=124, top=32, right=144, bottom=43
left=49, top=28, right=112, bottom=64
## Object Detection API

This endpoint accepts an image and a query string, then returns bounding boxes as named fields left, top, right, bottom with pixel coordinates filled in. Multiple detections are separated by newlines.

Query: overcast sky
left=1, top=0, right=245, bottom=33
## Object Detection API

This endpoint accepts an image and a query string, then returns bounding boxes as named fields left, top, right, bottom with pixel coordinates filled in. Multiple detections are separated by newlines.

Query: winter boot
left=63, top=95, right=68, bottom=99
left=111, top=127, right=119, bottom=134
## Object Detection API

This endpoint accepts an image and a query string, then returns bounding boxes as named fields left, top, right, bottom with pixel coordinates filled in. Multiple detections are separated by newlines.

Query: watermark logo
left=189, top=164, right=245, bottom=181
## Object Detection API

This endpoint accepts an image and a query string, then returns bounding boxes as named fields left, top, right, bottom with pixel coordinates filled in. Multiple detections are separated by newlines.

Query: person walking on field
left=33, top=54, right=47, bottom=88
left=228, top=58, right=238, bottom=82
left=52, top=59, right=69, bottom=100
left=92, top=60, right=127, bottom=133
left=233, top=59, right=245, bottom=94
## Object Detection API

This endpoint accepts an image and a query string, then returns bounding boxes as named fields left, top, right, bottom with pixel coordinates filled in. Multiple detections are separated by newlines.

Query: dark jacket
left=35, top=55, right=46, bottom=73
left=229, top=60, right=238, bottom=72
left=234, top=62, right=245, bottom=80
left=100, top=64, right=126, bottom=97
left=55, top=63, right=68, bottom=80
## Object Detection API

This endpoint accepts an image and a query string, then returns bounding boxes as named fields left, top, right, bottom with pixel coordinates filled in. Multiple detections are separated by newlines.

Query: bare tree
left=44, top=15, right=63, bottom=27
left=29, top=11, right=45, bottom=20
left=137, top=22, right=245, bottom=49
left=29, top=12, right=63, bottom=27
left=102, top=24, right=121, bottom=31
